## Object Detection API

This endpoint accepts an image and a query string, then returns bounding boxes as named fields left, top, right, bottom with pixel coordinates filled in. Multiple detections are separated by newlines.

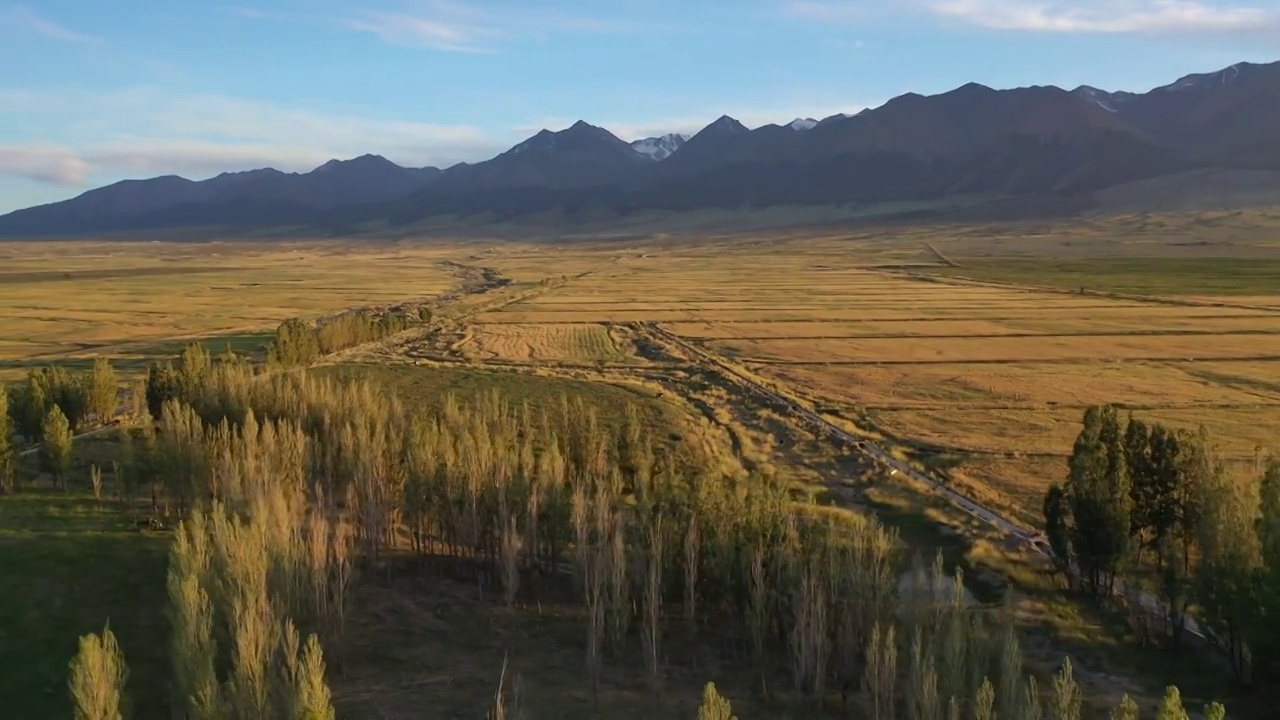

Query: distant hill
left=3, top=59, right=1279, bottom=237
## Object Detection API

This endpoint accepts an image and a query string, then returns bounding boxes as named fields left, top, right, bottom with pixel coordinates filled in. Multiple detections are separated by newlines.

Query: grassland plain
left=0, top=239, right=487, bottom=380
left=464, top=226, right=1280, bottom=531
left=4, top=211, right=1280, bottom=716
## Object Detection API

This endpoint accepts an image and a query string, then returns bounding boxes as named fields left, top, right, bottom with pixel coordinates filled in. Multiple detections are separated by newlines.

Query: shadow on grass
left=0, top=490, right=170, bottom=719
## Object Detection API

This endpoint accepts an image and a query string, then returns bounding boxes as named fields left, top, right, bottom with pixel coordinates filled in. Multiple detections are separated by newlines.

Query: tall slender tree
left=0, top=382, right=15, bottom=493
left=1065, top=405, right=1131, bottom=596
left=87, top=357, right=118, bottom=425
left=41, top=405, right=73, bottom=490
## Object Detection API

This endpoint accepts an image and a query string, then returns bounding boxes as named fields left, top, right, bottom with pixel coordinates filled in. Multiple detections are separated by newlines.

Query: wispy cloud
left=335, top=1, right=661, bottom=52
left=783, top=0, right=1278, bottom=34
left=0, top=5, right=106, bottom=45
left=0, top=145, right=90, bottom=186
left=0, top=87, right=505, bottom=187
left=927, top=0, right=1278, bottom=34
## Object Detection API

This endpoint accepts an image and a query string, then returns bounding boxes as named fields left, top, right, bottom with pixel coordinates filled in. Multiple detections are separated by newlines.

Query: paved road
left=646, top=322, right=1205, bottom=641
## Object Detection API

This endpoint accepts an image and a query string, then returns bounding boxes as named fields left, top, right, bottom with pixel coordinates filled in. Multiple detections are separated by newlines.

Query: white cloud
left=341, top=10, right=500, bottom=52
left=783, top=0, right=1277, bottom=34
left=0, top=4, right=106, bottom=45
left=228, top=1, right=664, bottom=53
left=0, top=145, right=90, bottom=186
left=0, top=87, right=505, bottom=187
left=927, top=0, right=1277, bottom=34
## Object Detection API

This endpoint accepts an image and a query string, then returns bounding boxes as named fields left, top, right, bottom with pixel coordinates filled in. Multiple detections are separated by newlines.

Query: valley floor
left=4, top=209, right=1278, bottom=717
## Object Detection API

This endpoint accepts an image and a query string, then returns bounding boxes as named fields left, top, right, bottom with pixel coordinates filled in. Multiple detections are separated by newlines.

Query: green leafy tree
left=267, top=317, right=320, bottom=367
left=1254, top=460, right=1280, bottom=677
left=1124, top=416, right=1154, bottom=547
left=87, top=357, right=118, bottom=424
left=1196, top=453, right=1263, bottom=684
left=145, top=362, right=181, bottom=420
left=14, top=370, right=50, bottom=440
left=1146, top=425, right=1184, bottom=569
left=1066, top=405, right=1131, bottom=596
left=34, top=366, right=89, bottom=431
left=40, top=405, right=73, bottom=490
left=1043, top=483, right=1074, bottom=581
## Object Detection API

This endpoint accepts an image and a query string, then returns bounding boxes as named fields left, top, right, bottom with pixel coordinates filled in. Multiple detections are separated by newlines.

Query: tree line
left=54, top=353, right=1230, bottom=719
left=1045, top=404, right=1280, bottom=685
left=1, top=357, right=120, bottom=493
left=264, top=306, right=426, bottom=369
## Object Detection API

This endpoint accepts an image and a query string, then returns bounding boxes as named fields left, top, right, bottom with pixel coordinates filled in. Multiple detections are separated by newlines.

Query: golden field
left=6, top=213, right=1280, bottom=528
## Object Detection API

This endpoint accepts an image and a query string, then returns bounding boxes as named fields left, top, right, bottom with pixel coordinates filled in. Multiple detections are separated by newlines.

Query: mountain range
left=3, top=60, right=1279, bottom=237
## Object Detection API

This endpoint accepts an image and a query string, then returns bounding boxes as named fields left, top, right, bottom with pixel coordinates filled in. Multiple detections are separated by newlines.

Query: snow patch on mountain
left=1072, top=86, right=1120, bottom=113
left=630, top=133, right=689, bottom=161
left=788, top=117, right=818, bottom=131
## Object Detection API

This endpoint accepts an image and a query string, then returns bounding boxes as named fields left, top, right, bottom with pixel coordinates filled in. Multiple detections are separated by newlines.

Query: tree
left=0, top=382, right=15, bottom=493
left=67, top=623, right=128, bottom=720
left=1254, top=460, right=1280, bottom=677
left=1065, top=405, right=1131, bottom=596
left=294, top=634, right=335, bottom=720
left=87, top=357, right=118, bottom=424
left=35, top=366, right=89, bottom=431
left=1155, top=686, right=1189, bottom=720
left=40, top=405, right=73, bottom=490
left=267, top=318, right=320, bottom=367
left=1145, top=425, right=1184, bottom=569
left=145, top=362, right=181, bottom=420
left=1048, top=658, right=1081, bottom=720
left=1044, top=483, right=1074, bottom=581
left=1124, top=416, right=1154, bottom=548
left=696, top=682, right=737, bottom=720
left=1111, top=694, right=1139, bottom=720
left=13, top=371, right=49, bottom=441
left=1196, top=454, right=1262, bottom=684
left=177, top=343, right=211, bottom=396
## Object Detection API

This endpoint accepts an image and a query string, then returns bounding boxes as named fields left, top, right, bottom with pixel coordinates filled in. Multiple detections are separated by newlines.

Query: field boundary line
left=889, top=269, right=1280, bottom=314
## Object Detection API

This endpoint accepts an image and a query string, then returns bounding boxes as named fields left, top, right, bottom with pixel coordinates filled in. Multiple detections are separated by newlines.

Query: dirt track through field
left=643, top=321, right=1205, bottom=641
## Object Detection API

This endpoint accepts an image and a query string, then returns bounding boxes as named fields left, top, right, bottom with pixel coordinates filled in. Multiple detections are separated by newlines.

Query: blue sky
left=1, top=0, right=1277, bottom=213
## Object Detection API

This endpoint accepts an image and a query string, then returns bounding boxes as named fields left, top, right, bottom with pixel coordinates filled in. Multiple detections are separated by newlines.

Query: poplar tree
left=1063, top=405, right=1130, bottom=596
left=41, top=405, right=73, bottom=490
left=0, top=382, right=15, bottom=493
left=87, top=357, right=118, bottom=424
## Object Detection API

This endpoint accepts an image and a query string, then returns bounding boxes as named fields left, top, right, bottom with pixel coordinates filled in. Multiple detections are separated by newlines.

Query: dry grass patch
left=713, top=333, right=1280, bottom=364
left=758, top=361, right=1280, bottom=408
left=455, top=323, right=638, bottom=364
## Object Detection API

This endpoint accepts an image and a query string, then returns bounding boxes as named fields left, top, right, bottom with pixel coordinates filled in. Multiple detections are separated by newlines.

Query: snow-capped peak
left=1072, top=86, right=1120, bottom=113
left=788, top=117, right=818, bottom=131
left=629, top=132, right=689, bottom=161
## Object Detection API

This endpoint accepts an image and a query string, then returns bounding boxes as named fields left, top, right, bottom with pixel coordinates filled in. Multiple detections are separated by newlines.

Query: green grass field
left=927, top=257, right=1280, bottom=296
left=0, top=492, right=170, bottom=720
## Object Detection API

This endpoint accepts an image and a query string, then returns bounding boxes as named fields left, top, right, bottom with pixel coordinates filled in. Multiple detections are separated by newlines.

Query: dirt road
left=644, top=322, right=1205, bottom=641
